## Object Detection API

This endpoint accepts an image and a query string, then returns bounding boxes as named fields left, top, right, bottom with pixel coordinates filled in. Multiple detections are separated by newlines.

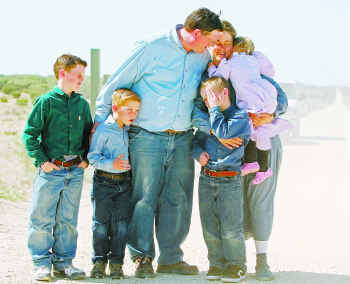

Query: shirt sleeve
left=22, top=97, right=49, bottom=167
left=207, top=59, right=230, bottom=80
left=87, top=128, right=115, bottom=172
left=261, top=74, right=288, bottom=117
left=209, top=107, right=251, bottom=139
left=192, top=130, right=206, bottom=161
left=94, top=41, right=148, bottom=123
left=82, top=100, right=93, bottom=162
left=253, top=51, right=275, bottom=77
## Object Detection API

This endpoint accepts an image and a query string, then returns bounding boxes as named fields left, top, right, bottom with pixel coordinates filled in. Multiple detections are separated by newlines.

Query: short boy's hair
left=112, top=88, right=141, bottom=108
left=53, top=54, right=87, bottom=79
left=222, top=20, right=237, bottom=41
left=200, top=76, right=230, bottom=98
left=233, top=36, right=255, bottom=55
left=184, top=8, right=223, bottom=33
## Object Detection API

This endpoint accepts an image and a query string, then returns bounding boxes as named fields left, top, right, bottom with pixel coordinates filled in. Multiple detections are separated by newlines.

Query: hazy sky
left=1, top=0, right=349, bottom=86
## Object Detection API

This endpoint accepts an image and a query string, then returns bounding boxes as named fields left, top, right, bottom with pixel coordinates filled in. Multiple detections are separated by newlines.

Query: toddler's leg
left=242, top=141, right=260, bottom=176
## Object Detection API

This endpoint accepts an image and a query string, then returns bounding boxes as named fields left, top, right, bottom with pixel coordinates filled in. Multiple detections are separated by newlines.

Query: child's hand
left=199, top=152, right=210, bottom=167
left=77, top=160, right=88, bottom=169
left=206, top=87, right=223, bottom=109
left=113, top=154, right=131, bottom=171
left=41, top=161, right=61, bottom=173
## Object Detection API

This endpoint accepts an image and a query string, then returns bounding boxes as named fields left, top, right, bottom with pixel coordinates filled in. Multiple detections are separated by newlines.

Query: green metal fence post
left=90, top=48, right=100, bottom=118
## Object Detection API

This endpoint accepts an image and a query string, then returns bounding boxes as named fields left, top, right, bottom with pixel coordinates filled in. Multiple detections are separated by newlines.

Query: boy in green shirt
left=22, top=54, right=93, bottom=281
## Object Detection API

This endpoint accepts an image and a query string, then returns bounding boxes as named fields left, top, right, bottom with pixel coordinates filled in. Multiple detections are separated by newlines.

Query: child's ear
left=223, top=88, right=229, bottom=96
left=58, top=69, right=65, bottom=79
left=112, top=105, right=118, bottom=112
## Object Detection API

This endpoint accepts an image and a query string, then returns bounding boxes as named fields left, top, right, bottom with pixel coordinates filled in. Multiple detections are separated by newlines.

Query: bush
left=16, top=98, right=28, bottom=106
left=11, top=90, right=21, bottom=98
left=0, top=97, right=8, bottom=103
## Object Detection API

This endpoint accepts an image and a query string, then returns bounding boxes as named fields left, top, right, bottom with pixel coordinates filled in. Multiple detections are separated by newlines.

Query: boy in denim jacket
left=22, top=54, right=93, bottom=281
left=88, top=89, right=140, bottom=279
left=192, top=76, right=250, bottom=283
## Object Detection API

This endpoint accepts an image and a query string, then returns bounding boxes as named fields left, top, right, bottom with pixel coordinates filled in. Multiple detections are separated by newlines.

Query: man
left=92, top=8, right=223, bottom=278
left=192, top=20, right=288, bottom=281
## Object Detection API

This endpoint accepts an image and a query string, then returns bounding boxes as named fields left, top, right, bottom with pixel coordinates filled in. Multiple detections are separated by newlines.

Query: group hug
left=22, top=7, right=291, bottom=283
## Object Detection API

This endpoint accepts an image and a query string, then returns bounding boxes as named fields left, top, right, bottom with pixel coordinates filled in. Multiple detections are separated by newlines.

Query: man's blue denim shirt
left=95, top=25, right=210, bottom=131
left=192, top=105, right=250, bottom=172
left=88, top=115, right=130, bottom=173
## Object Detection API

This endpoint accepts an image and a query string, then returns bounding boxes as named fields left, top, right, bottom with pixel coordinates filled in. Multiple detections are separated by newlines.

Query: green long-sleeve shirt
left=22, top=86, right=93, bottom=167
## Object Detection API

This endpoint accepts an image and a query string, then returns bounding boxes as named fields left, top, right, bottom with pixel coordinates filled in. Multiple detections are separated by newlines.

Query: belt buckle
left=165, top=129, right=177, bottom=135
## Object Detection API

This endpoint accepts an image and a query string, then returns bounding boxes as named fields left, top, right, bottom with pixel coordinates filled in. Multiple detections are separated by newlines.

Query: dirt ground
left=1, top=90, right=350, bottom=283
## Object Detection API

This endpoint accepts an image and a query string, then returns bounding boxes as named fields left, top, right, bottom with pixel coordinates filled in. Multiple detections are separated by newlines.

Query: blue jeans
left=28, top=165, right=84, bottom=268
left=91, top=172, right=132, bottom=264
left=199, top=172, right=246, bottom=268
left=127, top=127, right=194, bottom=264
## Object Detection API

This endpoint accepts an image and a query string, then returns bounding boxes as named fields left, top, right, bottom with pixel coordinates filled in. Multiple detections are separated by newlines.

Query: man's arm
left=94, top=41, right=148, bottom=124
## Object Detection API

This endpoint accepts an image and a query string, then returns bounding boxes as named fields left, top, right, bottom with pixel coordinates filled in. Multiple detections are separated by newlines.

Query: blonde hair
left=53, top=54, right=87, bottom=80
left=233, top=36, right=255, bottom=55
left=200, top=76, right=230, bottom=98
left=112, top=88, right=141, bottom=108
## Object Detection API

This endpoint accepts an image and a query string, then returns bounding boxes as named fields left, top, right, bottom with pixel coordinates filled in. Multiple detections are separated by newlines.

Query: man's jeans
left=28, top=166, right=84, bottom=268
left=198, top=172, right=246, bottom=268
left=91, top=173, right=132, bottom=264
left=127, top=127, right=194, bottom=264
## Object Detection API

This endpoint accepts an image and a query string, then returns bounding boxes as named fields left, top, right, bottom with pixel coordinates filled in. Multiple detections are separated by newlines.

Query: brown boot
left=109, top=263, right=124, bottom=279
left=157, top=261, right=199, bottom=275
left=135, top=257, right=155, bottom=278
left=90, top=261, right=106, bottom=279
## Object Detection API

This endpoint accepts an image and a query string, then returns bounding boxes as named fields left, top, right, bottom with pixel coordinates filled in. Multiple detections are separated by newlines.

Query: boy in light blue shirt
left=88, top=89, right=140, bottom=279
left=193, top=77, right=250, bottom=283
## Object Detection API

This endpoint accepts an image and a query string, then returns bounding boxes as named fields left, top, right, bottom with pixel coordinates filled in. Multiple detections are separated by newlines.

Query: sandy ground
left=0, top=90, right=350, bottom=283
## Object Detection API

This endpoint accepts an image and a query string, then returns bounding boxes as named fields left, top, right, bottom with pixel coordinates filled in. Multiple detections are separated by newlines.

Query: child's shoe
left=252, top=169, right=273, bottom=185
left=241, top=162, right=260, bottom=176
left=90, top=261, right=107, bottom=279
left=109, top=263, right=124, bottom=279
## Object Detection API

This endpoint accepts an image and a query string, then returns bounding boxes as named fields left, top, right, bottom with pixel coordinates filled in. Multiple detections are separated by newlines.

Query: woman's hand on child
left=217, top=137, right=243, bottom=149
left=199, top=152, right=210, bottom=167
left=41, top=161, right=60, bottom=173
left=113, top=154, right=131, bottom=171
left=251, top=113, right=274, bottom=128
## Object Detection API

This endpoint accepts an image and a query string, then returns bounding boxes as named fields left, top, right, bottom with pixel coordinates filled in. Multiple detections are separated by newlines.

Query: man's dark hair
left=184, top=8, right=223, bottom=32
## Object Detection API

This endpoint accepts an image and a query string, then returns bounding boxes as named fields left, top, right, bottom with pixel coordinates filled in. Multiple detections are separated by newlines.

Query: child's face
left=62, top=64, right=85, bottom=93
left=116, top=100, right=141, bottom=126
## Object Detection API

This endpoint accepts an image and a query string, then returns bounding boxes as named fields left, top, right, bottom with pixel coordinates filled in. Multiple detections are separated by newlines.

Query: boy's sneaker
left=32, top=266, right=51, bottom=282
left=90, top=261, right=107, bottom=279
left=221, top=265, right=246, bottom=283
left=157, top=261, right=198, bottom=275
left=109, top=263, right=124, bottom=279
left=252, top=168, right=273, bottom=185
left=53, top=264, right=86, bottom=280
left=241, top=162, right=260, bottom=176
left=255, top=253, right=274, bottom=281
left=206, top=266, right=223, bottom=280
left=134, top=257, right=155, bottom=278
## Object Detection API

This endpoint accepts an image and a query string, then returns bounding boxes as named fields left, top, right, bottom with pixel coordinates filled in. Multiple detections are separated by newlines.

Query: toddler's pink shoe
left=241, top=162, right=260, bottom=176
left=252, top=168, right=273, bottom=185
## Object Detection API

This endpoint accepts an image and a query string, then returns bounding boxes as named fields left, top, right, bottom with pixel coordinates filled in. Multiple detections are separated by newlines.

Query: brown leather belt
left=96, top=169, right=130, bottom=180
left=164, top=129, right=186, bottom=135
left=52, top=157, right=81, bottom=168
left=202, top=167, right=239, bottom=178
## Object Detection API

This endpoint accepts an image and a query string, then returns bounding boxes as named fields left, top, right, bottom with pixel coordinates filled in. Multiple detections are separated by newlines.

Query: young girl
left=208, top=36, right=291, bottom=184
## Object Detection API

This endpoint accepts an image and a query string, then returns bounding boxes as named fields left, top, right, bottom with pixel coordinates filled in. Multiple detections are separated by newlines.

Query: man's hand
left=113, top=154, right=131, bottom=171
left=199, top=152, right=210, bottom=167
left=89, top=122, right=100, bottom=143
left=77, top=160, right=89, bottom=169
left=217, top=137, right=243, bottom=150
left=250, top=113, right=274, bottom=128
left=41, top=161, right=60, bottom=173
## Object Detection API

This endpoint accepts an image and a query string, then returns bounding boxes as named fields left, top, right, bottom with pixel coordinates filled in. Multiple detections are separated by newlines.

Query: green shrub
left=0, top=97, right=8, bottom=103
left=11, top=90, right=21, bottom=98
left=16, top=98, right=28, bottom=106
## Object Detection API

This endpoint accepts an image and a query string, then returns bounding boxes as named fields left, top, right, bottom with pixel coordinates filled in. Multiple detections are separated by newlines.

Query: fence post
left=90, top=48, right=100, bottom=118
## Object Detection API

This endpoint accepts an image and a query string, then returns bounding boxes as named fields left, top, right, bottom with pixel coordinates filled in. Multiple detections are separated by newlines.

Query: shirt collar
left=53, top=85, right=77, bottom=97
left=170, top=24, right=187, bottom=54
